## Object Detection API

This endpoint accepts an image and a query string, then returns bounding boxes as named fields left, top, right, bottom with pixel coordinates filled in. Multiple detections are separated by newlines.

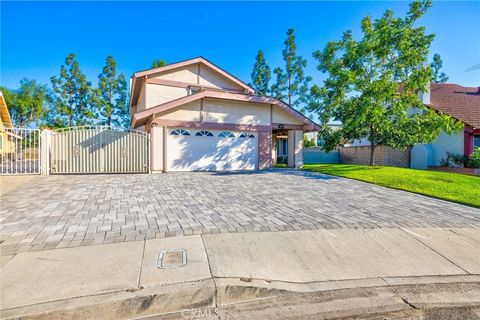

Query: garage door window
left=239, top=133, right=255, bottom=138
left=195, top=130, right=214, bottom=137
left=170, top=129, right=190, bottom=136
left=219, top=131, right=235, bottom=138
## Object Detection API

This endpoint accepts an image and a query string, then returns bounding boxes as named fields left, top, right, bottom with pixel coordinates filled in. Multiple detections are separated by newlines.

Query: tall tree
left=308, top=0, right=461, bottom=166
left=271, top=29, right=312, bottom=109
left=430, top=53, right=449, bottom=83
left=271, top=67, right=286, bottom=101
left=0, top=79, right=48, bottom=127
left=92, top=56, right=128, bottom=127
left=152, top=59, right=166, bottom=68
left=250, top=50, right=271, bottom=96
left=50, top=53, right=93, bottom=127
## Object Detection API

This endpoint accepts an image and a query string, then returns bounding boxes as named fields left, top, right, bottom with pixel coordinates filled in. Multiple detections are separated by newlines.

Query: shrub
left=441, top=149, right=480, bottom=168
left=277, top=156, right=287, bottom=164
left=443, top=152, right=467, bottom=167
left=468, top=147, right=480, bottom=168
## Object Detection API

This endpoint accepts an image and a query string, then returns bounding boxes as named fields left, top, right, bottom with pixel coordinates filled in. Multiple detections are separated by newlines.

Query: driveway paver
left=1, top=170, right=479, bottom=255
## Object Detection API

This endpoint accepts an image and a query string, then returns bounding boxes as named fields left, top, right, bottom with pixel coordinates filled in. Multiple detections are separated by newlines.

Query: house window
left=195, top=130, right=213, bottom=137
left=239, top=133, right=255, bottom=138
left=219, top=131, right=235, bottom=138
left=170, top=129, right=190, bottom=136
left=474, top=135, right=480, bottom=149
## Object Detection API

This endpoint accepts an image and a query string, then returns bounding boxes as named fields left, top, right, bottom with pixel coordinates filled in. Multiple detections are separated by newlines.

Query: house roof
left=131, top=89, right=321, bottom=131
left=129, top=57, right=255, bottom=108
left=427, top=83, right=480, bottom=129
left=0, top=91, right=13, bottom=128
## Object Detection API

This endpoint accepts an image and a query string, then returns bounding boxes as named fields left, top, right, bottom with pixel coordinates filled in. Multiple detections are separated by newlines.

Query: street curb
left=2, top=275, right=480, bottom=319
left=0, top=280, right=215, bottom=320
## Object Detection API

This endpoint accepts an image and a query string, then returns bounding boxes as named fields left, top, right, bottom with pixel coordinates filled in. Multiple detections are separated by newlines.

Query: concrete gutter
left=1, top=228, right=479, bottom=319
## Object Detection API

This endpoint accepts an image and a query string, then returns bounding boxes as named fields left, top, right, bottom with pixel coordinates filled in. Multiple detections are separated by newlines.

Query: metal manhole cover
left=157, top=249, right=187, bottom=269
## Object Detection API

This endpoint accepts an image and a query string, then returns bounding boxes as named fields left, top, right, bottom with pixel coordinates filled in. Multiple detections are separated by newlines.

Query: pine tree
left=93, top=56, right=128, bottom=127
left=271, top=29, right=312, bottom=109
left=431, top=53, right=449, bottom=83
left=50, top=53, right=93, bottom=127
left=250, top=50, right=271, bottom=96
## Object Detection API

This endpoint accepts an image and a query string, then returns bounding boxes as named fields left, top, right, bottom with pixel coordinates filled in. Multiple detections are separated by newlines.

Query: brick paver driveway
left=1, top=170, right=479, bottom=255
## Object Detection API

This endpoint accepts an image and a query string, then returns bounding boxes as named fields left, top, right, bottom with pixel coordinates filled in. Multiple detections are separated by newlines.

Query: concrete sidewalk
left=1, top=228, right=479, bottom=319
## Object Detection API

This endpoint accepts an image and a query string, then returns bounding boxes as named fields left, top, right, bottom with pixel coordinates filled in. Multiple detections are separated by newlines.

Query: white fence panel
left=50, top=126, right=149, bottom=174
left=0, top=128, right=41, bottom=175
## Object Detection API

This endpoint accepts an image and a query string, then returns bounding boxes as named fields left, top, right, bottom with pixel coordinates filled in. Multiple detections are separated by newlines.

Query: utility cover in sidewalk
left=157, top=249, right=187, bottom=269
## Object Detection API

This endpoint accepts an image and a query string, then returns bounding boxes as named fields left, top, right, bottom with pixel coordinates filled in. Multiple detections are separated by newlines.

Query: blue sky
left=1, top=1, right=479, bottom=91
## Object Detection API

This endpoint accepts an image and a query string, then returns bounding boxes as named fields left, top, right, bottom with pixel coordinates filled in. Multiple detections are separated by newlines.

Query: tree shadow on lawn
left=303, top=164, right=382, bottom=176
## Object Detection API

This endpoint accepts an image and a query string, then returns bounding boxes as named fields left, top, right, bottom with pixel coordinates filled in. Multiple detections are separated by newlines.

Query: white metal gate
left=50, top=126, right=149, bottom=174
left=0, top=128, right=41, bottom=175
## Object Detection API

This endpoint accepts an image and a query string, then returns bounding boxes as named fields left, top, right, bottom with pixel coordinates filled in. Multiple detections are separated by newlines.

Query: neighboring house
left=422, top=83, right=480, bottom=160
left=0, top=91, right=15, bottom=155
left=341, top=83, right=480, bottom=168
left=411, top=83, right=480, bottom=169
left=128, top=57, right=320, bottom=172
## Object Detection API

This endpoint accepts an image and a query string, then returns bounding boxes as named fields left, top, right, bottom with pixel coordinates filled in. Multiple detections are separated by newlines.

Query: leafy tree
left=303, top=134, right=317, bottom=148
left=92, top=56, right=128, bottom=127
left=152, top=59, right=166, bottom=68
left=250, top=50, right=271, bottom=96
left=308, top=0, right=461, bottom=166
left=271, top=29, right=312, bottom=110
left=430, top=53, right=449, bottom=83
left=50, top=53, right=93, bottom=127
left=0, top=79, right=48, bottom=127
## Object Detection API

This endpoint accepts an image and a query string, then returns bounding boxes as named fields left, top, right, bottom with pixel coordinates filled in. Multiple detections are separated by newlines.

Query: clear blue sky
left=1, top=1, right=479, bottom=91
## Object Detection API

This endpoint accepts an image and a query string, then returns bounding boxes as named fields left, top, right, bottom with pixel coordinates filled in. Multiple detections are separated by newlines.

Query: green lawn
left=303, top=164, right=480, bottom=208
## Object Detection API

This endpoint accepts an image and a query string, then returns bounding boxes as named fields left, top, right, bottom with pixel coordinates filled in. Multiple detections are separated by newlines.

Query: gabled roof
left=131, top=89, right=320, bottom=131
left=0, top=91, right=13, bottom=128
left=427, top=83, right=480, bottom=129
left=129, top=57, right=255, bottom=108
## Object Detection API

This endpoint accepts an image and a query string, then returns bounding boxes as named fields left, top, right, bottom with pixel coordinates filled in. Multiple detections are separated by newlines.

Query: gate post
left=40, top=129, right=53, bottom=175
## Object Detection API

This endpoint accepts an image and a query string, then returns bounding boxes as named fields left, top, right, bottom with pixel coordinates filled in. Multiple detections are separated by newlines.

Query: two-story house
left=128, top=57, right=320, bottom=172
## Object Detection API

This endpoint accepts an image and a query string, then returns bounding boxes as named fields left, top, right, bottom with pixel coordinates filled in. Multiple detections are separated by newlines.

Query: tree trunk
left=369, top=143, right=375, bottom=166
left=107, top=116, right=111, bottom=127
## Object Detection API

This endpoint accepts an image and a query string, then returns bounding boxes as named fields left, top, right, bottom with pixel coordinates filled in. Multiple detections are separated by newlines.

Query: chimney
left=422, top=82, right=431, bottom=104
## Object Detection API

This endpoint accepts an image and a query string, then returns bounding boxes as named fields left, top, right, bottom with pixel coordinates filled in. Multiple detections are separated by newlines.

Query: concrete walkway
left=1, top=228, right=479, bottom=319
left=1, top=171, right=480, bottom=256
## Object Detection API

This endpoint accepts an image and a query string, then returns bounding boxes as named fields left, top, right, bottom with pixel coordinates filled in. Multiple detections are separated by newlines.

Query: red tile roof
left=428, top=83, right=480, bottom=129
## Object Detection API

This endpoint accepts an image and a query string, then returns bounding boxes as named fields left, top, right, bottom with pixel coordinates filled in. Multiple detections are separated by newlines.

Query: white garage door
left=167, top=128, right=258, bottom=171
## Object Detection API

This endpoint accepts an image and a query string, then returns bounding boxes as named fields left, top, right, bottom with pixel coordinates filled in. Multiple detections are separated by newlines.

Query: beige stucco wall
left=158, top=101, right=201, bottom=122
left=143, top=64, right=246, bottom=110
left=203, top=99, right=270, bottom=125
left=146, top=84, right=187, bottom=108
left=150, top=64, right=244, bottom=92
left=154, top=64, right=198, bottom=83
left=199, top=64, right=242, bottom=90
left=272, top=106, right=304, bottom=125
left=137, top=85, right=145, bottom=112
left=151, top=126, right=164, bottom=172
